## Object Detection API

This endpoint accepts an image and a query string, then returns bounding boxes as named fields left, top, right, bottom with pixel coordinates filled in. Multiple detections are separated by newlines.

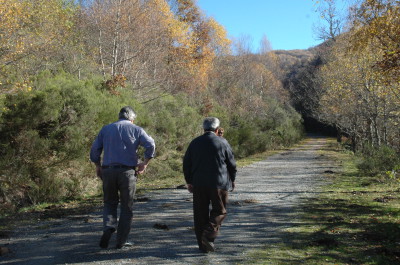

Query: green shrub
left=222, top=99, right=304, bottom=158
left=0, top=72, right=101, bottom=211
left=140, top=94, right=202, bottom=179
left=358, top=144, right=400, bottom=177
left=0, top=72, right=305, bottom=213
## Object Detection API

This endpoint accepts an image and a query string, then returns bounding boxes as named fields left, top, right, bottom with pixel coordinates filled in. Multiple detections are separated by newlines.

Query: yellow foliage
left=351, top=0, right=400, bottom=83
left=0, top=0, right=76, bottom=66
left=207, top=18, right=231, bottom=55
left=319, top=21, right=400, bottom=148
left=147, top=0, right=191, bottom=46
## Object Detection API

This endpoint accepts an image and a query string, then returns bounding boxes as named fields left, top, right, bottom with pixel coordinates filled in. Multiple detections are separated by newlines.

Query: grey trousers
left=102, top=168, right=137, bottom=245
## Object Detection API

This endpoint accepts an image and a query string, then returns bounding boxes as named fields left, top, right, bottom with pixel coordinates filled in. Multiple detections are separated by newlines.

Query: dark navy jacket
left=183, top=131, right=237, bottom=190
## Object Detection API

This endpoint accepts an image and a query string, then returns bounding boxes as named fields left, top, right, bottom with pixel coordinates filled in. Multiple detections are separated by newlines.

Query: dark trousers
left=192, top=187, right=228, bottom=249
left=102, top=168, right=137, bottom=245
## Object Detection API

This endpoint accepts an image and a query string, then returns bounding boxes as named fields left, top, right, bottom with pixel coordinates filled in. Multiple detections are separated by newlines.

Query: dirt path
left=0, top=136, right=336, bottom=264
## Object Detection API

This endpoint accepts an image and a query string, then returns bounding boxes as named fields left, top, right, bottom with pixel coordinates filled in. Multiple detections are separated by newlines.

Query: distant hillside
left=274, top=49, right=314, bottom=60
left=273, top=49, right=316, bottom=74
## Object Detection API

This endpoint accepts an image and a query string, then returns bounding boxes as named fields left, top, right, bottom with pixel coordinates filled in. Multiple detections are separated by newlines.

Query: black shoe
left=199, top=247, right=211, bottom=253
left=99, top=229, right=114, bottom=249
left=116, top=241, right=134, bottom=249
left=201, top=234, right=215, bottom=252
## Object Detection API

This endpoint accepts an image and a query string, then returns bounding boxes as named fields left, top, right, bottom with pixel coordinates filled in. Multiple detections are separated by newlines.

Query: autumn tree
left=169, top=0, right=231, bottom=92
left=0, top=0, right=79, bottom=93
left=83, top=0, right=230, bottom=101
left=313, top=0, right=400, bottom=151
left=318, top=32, right=400, bottom=150
left=208, top=34, right=289, bottom=121
left=349, top=0, right=400, bottom=85
left=258, top=34, right=273, bottom=55
left=313, top=0, right=347, bottom=42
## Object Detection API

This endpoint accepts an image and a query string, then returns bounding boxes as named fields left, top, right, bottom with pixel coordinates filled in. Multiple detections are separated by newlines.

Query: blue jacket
left=90, top=119, right=155, bottom=167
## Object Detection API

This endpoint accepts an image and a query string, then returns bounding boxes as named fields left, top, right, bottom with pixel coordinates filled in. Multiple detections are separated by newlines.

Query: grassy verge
left=247, top=139, right=400, bottom=264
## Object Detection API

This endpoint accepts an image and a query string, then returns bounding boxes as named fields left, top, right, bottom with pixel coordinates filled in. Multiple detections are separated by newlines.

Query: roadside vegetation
left=248, top=138, right=400, bottom=264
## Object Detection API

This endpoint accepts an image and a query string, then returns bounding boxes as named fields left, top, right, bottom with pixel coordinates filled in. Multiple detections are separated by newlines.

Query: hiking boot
left=99, top=228, right=115, bottom=249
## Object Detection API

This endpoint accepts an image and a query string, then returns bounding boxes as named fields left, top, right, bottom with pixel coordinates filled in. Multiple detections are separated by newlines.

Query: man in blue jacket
left=90, top=106, right=155, bottom=249
left=183, top=117, right=237, bottom=253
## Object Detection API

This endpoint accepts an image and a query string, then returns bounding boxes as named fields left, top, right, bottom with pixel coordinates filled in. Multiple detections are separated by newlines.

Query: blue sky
left=196, top=0, right=334, bottom=51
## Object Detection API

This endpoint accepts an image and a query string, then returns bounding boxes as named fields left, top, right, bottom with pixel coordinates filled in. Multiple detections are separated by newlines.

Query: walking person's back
left=90, top=106, right=155, bottom=249
left=183, top=117, right=237, bottom=253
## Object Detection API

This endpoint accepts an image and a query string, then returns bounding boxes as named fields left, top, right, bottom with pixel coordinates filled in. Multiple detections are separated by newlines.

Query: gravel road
left=0, top=136, right=336, bottom=264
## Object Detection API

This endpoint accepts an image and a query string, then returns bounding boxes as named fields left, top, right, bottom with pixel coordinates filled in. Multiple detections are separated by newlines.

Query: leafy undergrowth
left=248, top=139, right=400, bottom=265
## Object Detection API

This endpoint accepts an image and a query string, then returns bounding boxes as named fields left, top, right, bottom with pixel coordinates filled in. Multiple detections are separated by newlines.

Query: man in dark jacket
left=183, top=117, right=237, bottom=253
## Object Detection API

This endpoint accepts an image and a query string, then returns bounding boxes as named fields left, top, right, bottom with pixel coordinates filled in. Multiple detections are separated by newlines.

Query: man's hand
left=95, top=165, right=102, bottom=180
left=137, top=158, right=152, bottom=174
left=230, top=182, right=235, bottom=192
left=187, top=184, right=193, bottom=193
left=136, top=162, right=147, bottom=174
